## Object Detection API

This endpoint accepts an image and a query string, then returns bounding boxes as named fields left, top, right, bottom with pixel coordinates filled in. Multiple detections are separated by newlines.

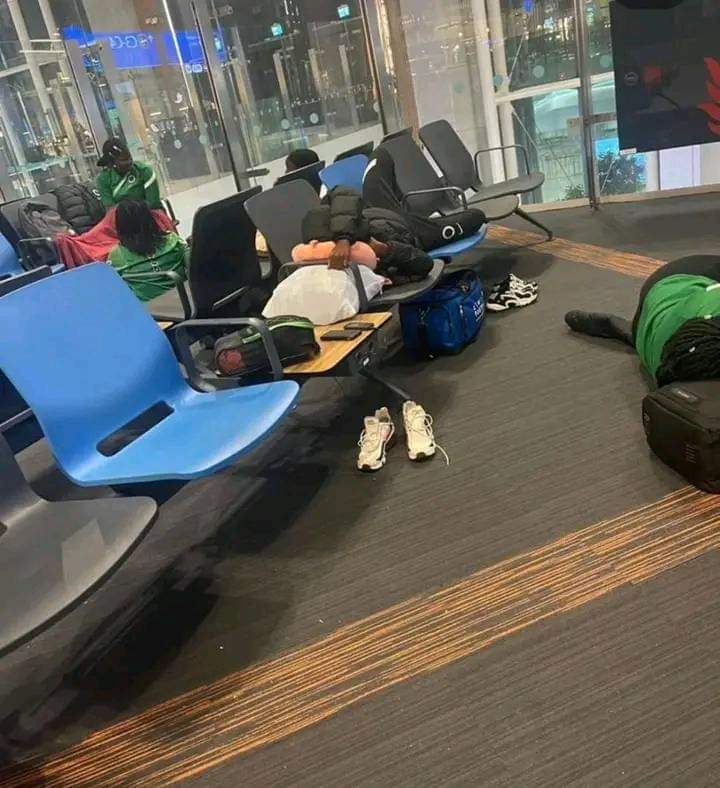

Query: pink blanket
left=55, top=207, right=175, bottom=269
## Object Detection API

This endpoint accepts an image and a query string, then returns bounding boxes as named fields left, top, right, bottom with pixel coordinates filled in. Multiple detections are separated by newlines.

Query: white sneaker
left=357, top=407, right=395, bottom=472
left=403, top=401, right=437, bottom=462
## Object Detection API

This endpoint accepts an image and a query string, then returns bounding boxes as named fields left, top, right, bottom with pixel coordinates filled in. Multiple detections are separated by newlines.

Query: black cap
left=98, top=137, right=130, bottom=167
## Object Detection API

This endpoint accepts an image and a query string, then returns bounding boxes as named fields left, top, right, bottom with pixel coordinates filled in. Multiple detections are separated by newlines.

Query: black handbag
left=642, top=381, right=720, bottom=492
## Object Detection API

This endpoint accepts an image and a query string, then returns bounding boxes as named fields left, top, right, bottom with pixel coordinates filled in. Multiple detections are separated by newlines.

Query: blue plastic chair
left=0, top=264, right=300, bottom=486
left=429, top=224, right=488, bottom=261
left=319, top=155, right=369, bottom=193
left=0, top=232, right=22, bottom=279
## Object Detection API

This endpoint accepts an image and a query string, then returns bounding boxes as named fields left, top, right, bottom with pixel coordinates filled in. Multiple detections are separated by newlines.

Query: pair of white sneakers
left=357, top=401, right=438, bottom=472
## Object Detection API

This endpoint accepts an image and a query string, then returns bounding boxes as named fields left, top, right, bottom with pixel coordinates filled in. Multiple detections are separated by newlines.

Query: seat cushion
left=464, top=194, right=519, bottom=220
left=63, top=380, right=300, bottom=485
left=429, top=228, right=488, bottom=260
left=472, top=173, right=545, bottom=200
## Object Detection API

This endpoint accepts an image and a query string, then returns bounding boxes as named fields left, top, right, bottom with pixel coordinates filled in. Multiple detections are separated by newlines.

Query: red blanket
left=55, top=208, right=175, bottom=269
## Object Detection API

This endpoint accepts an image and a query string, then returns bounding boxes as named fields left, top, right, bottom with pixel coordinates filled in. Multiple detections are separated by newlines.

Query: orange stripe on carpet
left=2, top=487, right=718, bottom=787
left=487, top=225, right=665, bottom=278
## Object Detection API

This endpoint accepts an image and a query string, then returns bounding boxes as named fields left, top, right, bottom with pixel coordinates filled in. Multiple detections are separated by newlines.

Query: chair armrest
left=161, top=198, right=177, bottom=222
left=212, top=286, right=251, bottom=313
left=17, top=237, right=56, bottom=270
left=173, top=317, right=284, bottom=391
left=123, top=271, right=193, bottom=320
left=474, top=144, right=530, bottom=176
left=402, top=186, right=468, bottom=212
left=277, top=260, right=369, bottom=311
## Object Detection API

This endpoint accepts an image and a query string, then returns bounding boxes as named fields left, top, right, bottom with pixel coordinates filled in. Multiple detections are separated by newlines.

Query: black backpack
left=214, top=316, right=319, bottom=378
left=53, top=183, right=104, bottom=234
left=19, top=202, right=74, bottom=239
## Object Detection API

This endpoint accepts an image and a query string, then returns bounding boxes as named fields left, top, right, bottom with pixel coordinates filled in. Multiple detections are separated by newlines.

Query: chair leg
left=360, top=368, right=413, bottom=403
left=515, top=207, right=553, bottom=240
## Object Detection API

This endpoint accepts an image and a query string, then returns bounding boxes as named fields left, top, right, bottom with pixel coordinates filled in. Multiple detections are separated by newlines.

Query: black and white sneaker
left=487, top=278, right=538, bottom=312
left=509, top=273, right=538, bottom=294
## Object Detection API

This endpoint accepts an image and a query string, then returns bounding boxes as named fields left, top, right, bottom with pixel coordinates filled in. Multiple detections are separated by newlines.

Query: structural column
left=468, top=0, right=505, bottom=182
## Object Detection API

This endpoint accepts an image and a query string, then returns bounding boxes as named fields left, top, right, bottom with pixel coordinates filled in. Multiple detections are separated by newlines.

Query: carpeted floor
left=2, top=194, right=720, bottom=785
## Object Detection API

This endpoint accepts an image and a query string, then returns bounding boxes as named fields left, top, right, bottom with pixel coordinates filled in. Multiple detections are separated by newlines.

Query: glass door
left=193, top=0, right=384, bottom=188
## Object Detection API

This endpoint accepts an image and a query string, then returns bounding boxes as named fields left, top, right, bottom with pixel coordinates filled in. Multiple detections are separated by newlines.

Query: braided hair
left=656, top=316, right=720, bottom=386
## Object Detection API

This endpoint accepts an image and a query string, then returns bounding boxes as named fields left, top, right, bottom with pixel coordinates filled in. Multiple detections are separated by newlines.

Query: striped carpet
left=2, top=487, right=718, bottom=787
left=486, top=225, right=665, bottom=278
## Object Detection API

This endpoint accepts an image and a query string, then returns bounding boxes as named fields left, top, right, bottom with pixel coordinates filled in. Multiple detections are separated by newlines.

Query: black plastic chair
left=420, top=120, right=552, bottom=239
left=0, top=434, right=157, bottom=655
left=245, top=180, right=444, bottom=311
left=275, top=160, right=325, bottom=195
left=381, top=128, right=412, bottom=143
left=381, top=135, right=519, bottom=221
left=335, top=141, right=374, bottom=162
left=143, top=186, right=264, bottom=323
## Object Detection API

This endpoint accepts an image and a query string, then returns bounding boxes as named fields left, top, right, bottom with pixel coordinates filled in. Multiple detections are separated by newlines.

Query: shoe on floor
left=357, top=407, right=395, bottom=472
left=487, top=282, right=538, bottom=312
left=509, top=273, right=538, bottom=293
left=403, top=401, right=437, bottom=462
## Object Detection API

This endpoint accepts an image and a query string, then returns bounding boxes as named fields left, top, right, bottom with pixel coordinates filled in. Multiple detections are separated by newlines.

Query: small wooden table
left=284, top=312, right=393, bottom=375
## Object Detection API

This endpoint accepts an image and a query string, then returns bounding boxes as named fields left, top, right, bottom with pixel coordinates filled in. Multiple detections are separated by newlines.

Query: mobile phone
left=321, top=329, right=361, bottom=341
left=344, top=321, right=376, bottom=331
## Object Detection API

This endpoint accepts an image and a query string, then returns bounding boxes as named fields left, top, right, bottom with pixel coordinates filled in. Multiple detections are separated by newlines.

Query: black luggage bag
left=642, top=381, right=720, bottom=492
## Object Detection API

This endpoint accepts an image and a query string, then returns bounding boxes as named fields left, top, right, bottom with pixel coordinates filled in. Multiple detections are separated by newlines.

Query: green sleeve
left=96, top=170, right=115, bottom=208
left=139, top=162, right=162, bottom=209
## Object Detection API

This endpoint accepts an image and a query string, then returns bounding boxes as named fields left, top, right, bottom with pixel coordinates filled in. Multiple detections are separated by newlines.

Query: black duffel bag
left=214, top=315, right=319, bottom=378
left=642, top=381, right=720, bottom=492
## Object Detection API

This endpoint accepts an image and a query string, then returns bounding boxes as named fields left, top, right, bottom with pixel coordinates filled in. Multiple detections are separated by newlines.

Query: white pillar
left=468, top=0, right=505, bottom=183
left=485, top=0, right=518, bottom=179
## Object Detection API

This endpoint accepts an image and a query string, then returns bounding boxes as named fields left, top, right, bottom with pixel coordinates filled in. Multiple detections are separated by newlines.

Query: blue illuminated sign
left=62, top=26, right=226, bottom=70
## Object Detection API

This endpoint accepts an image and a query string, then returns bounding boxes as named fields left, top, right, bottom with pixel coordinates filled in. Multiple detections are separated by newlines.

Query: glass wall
left=201, top=0, right=384, bottom=186
left=0, top=0, right=382, bottom=230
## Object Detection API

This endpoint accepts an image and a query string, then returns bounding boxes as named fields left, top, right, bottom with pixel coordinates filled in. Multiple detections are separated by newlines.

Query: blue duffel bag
left=399, top=269, right=486, bottom=358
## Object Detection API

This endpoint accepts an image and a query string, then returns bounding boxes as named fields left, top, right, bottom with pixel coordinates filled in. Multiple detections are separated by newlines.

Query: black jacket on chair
left=301, top=187, right=434, bottom=281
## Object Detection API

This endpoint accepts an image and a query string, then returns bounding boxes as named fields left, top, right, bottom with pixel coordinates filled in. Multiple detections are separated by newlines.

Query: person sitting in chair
left=96, top=138, right=163, bottom=211
left=565, top=255, right=720, bottom=385
left=281, top=148, right=322, bottom=193
left=109, top=200, right=188, bottom=302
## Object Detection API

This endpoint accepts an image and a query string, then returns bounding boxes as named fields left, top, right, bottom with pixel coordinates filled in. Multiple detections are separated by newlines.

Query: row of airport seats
left=0, top=125, right=546, bottom=654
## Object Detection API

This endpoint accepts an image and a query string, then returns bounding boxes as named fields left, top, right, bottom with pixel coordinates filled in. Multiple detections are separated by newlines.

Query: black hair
left=656, top=316, right=720, bottom=386
left=285, top=148, right=319, bottom=172
left=98, top=137, right=131, bottom=167
left=116, top=199, right=165, bottom=257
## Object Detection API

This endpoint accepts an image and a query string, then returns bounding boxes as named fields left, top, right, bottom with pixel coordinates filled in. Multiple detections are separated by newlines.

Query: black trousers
left=574, top=255, right=720, bottom=345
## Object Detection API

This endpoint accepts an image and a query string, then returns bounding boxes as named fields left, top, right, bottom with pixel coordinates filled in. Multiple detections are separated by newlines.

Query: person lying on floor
left=565, top=255, right=720, bottom=385
left=109, top=199, right=188, bottom=302
left=297, top=185, right=435, bottom=285
left=362, top=146, right=485, bottom=252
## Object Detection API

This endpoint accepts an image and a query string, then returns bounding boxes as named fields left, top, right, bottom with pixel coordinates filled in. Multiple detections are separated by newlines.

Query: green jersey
left=635, top=274, right=720, bottom=378
left=109, top=232, right=187, bottom=302
left=96, top=161, right=162, bottom=209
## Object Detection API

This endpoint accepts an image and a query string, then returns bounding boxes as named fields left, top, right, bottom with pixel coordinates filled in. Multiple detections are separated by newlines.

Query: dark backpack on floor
left=214, top=316, right=319, bottom=378
left=53, top=183, right=104, bottom=234
left=642, top=380, right=720, bottom=492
